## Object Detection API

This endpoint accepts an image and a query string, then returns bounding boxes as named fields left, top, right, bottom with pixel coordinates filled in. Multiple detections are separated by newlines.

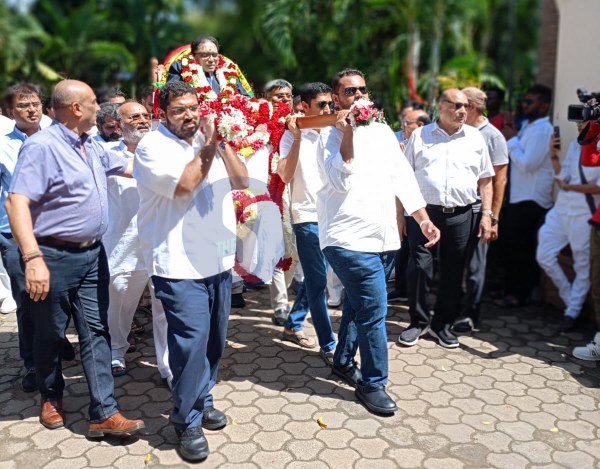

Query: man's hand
left=419, top=220, right=441, bottom=248
left=490, top=224, right=499, bottom=242
left=25, top=257, right=50, bottom=301
left=501, top=113, right=518, bottom=140
left=285, top=115, right=302, bottom=139
left=478, top=215, right=492, bottom=243
left=335, top=110, right=352, bottom=132
left=199, top=116, right=216, bottom=143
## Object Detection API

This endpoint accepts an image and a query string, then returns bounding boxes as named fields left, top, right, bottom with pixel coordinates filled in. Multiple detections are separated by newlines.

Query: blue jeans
left=31, top=243, right=118, bottom=422
left=0, top=233, right=34, bottom=369
left=323, top=246, right=389, bottom=389
left=285, top=223, right=336, bottom=352
left=153, top=271, right=231, bottom=431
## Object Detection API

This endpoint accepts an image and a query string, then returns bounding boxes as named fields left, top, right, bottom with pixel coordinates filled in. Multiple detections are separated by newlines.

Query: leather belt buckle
left=79, top=239, right=98, bottom=248
left=442, top=207, right=455, bottom=213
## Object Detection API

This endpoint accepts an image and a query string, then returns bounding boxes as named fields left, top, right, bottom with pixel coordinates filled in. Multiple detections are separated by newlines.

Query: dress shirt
left=317, top=122, right=426, bottom=253
left=555, top=139, right=600, bottom=217
left=10, top=121, right=129, bottom=242
left=405, top=122, right=494, bottom=207
left=506, top=116, right=554, bottom=208
left=0, top=126, right=28, bottom=233
left=104, top=141, right=145, bottom=275
left=280, top=128, right=323, bottom=224
left=134, top=123, right=236, bottom=279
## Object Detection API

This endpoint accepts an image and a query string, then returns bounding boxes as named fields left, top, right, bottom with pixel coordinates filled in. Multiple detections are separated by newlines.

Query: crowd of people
left=1, top=34, right=600, bottom=463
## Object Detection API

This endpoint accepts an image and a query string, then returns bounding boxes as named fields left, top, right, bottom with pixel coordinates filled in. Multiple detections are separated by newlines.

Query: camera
left=567, top=88, right=600, bottom=122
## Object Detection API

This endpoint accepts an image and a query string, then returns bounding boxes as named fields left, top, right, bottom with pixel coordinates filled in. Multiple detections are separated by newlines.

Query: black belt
left=426, top=203, right=472, bottom=214
left=36, top=236, right=100, bottom=250
left=1, top=232, right=13, bottom=239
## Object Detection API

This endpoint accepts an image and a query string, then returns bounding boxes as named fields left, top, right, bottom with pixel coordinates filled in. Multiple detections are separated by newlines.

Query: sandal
left=131, top=318, right=145, bottom=335
left=111, top=359, right=127, bottom=377
left=282, top=331, right=316, bottom=349
left=320, top=349, right=334, bottom=366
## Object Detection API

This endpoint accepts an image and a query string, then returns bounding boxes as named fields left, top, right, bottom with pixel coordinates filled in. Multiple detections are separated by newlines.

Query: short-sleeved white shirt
left=133, top=124, right=236, bottom=279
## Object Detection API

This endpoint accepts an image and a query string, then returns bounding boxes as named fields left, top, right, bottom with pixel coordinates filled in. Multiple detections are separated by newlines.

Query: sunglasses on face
left=342, top=86, right=368, bottom=96
left=443, top=99, right=469, bottom=110
left=316, top=101, right=335, bottom=110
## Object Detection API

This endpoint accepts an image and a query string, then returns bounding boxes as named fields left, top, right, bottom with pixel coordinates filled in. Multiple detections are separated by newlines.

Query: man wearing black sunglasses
left=400, top=88, right=494, bottom=350
left=317, top=69, right=440, bottom=415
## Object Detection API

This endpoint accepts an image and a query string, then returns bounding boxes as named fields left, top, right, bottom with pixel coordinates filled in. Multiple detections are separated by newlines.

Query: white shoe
left=0, top=296, right=16, bottom=314
left=327, top=295, right=342, bottom=308
left=572, top=332, right=600, bottom=361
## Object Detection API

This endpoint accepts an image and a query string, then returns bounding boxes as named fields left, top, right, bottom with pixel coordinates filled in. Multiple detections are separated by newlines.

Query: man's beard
left=166, top=117, right=199, bottom=140
left=122, top=125, right=149, bottom=146
left=102, top=131, right=121, bottom=142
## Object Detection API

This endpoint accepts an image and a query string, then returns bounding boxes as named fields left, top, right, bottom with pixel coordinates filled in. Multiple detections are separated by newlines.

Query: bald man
left=5, top=80, right=144, bottom=436
left=399, top=89, right=494, bottom=349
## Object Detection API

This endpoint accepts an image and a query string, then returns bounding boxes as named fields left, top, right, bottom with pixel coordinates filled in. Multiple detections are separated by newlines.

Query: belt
left=36, top=236, right=100, bottom=250
left=426, top=203, right=472, bottom=214
left=1, top=232, right=13, bottom=239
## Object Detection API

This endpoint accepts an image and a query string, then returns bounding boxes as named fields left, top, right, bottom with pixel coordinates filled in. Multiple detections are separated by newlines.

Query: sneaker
left=452, top=317, right=475, bottom=333
left=397, top=324, right=430, bottom=347
left=231, top=293, right=246, bottom=308
left=572, top=333, right=600, bottom=361
left=0, top=296, right=16, bottom=314
left=177, top=426, right=209, bottom=462
left=559, top=315, right=576, bottom=332
left=272, top=308, right=288, bottom=326
left=387, top=290, right=408, bottom=303
left=327, top=296, right=342, bottom=308
left=429, top=325, right=460, bottom=348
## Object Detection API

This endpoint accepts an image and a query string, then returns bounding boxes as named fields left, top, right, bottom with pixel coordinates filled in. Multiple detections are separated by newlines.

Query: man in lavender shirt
left=5, top=79, right=144, bottom=438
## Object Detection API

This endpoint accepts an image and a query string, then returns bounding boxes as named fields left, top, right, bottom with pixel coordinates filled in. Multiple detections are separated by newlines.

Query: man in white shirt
left=278, top=82, right=337, bottom=362
left=104, top=100, right=170, bottom=383
left=399, top=89, right=494, bottom=349
left=498, top=84, right=554, bottom=307
left=134, top=81, right=248, bottom=462
left=318, top=69, right=440, bottom=415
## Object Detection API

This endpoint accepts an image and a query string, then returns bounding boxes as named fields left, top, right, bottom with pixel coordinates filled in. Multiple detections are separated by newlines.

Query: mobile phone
left=553, top=125, right=561, bottom=150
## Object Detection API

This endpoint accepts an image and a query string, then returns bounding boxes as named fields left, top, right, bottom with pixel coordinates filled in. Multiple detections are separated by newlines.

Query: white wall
left=553, top=0, right=600, bottom=154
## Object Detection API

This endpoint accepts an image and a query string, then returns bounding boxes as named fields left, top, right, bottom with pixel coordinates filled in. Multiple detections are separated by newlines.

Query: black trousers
left=502, top=201, right=548, bottom=301
left=407, top=206, right=473, bottom=329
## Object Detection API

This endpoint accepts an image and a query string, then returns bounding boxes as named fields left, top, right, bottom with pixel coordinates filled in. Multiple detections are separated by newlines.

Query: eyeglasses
left=194, top=52, right=219, bottom=59
left=402, top=120, right=418, bottom=127
left=128, top=112, right=152, bottom=121
left=442, top=99, right=469, bottom=110
left=273, top=93, right=292, bottom=100
left=15, top=102, right=42, bottom=110
left=342, top=86, right=368, bottom=96
left=316, top=101, right=335, bottom=110
left=167, top=104, right=200, bottom=116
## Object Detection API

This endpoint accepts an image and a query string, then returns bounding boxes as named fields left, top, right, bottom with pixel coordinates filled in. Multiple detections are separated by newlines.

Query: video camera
left=567, top=88, right=600, bottom=122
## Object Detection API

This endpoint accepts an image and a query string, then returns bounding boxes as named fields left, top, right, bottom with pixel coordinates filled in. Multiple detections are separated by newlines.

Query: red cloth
left=579, top=122, right=600, bottom=225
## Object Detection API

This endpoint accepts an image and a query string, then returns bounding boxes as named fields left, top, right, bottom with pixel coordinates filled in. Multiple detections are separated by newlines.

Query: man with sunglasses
left=134, top=81, right=248, bottom=462
left=498, top=84, right=554, bottom=308
left=103, top=100, right=171, bottom=384
left=318, top=69, right=440, bottom=415
left=399, top=89, right=494, bottom=349
left=277, top=82, right=337, bottom=363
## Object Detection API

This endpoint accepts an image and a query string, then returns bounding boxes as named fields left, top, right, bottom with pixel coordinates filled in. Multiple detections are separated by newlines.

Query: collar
left=432, top=121, right=466, bottom=137
left=476, top=117, right=490, bottom=131
left=8, top=125, right=30, bottom=142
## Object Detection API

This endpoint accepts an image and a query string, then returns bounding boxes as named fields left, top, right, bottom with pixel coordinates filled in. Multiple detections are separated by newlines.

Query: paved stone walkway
left=1, top=286, right=599, bottom=468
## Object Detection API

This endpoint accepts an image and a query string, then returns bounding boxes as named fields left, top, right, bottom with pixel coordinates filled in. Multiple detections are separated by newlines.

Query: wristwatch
left=482, top=209, right=498, bottom=226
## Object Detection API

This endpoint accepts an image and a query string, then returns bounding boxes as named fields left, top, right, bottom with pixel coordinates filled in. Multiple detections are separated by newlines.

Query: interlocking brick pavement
left=1, top=286, right=599, bottom=468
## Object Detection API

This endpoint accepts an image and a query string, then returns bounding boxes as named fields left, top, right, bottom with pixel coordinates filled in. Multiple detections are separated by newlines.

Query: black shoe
left=387, top=290, right=408, bottom=303
left=61, top=339, right=76, bottom=361
left=332, top=361, right=362, bottom=387
left=355, top=385, right=397, bottom=415
left=202, top=406, right=227, bottom=430
left=397, top=324, right=429, bottom=347
left=178, top=426, right=209, bottom=462
left=272, top=308, right=288, bottom=326
left=559, top=315, right=576, bottom=332
left=452, top=317, right=475, bottom=334
left=231, top=293, right=246, bottom=309
left=429, top=325, right=460, bottom=348
left=21, top=367, right=37, bottom=393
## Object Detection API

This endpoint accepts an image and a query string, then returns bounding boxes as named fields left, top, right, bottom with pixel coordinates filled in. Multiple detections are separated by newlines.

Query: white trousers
left=0, top=254, right=12, bottom=300
left=536, top=209, right=592, bottom=318
left=327, top=266, right=343, bottom=302
left=107, top=270, right=171, bottom=379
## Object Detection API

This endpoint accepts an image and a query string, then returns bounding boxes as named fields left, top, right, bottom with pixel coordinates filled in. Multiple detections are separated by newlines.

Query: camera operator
left=572, top=110, right=600, bottom=361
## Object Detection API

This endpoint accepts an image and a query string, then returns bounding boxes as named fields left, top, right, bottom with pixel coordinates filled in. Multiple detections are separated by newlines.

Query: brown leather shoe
left=40, top=399, right=65, bottom=429
left=88, top=412, right=145, bottom=437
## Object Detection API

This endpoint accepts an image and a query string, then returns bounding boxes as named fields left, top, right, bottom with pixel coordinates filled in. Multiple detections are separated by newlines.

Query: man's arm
left=490, top=163, right=507, bottom=240
left=478, top=176, right=493, bottom=243
left=5, top=193, right=49, bottom=301
left=219, top=144, right=248, bottom=190
left=335, top=110, right=354, bottom=163
left=174, top=141, right=217, bottom=196
left=277, top=118, right=301, bottom=183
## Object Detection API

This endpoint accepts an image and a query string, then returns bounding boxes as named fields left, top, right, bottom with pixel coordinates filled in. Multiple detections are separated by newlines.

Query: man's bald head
left=52, top=80, right=94, bottom=109
left=51, top=80, right=99, bottom=134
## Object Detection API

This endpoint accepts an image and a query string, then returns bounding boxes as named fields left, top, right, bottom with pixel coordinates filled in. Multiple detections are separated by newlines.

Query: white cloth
left=555, top=139, right=600, bottom=217
left=104, top=142, right=144, bottom=275
left=40, top=114, right=52, bottom=129
left=107, top=271, right=170, bottom=379
left=0, top=115, right=13, bottom=135
left=134, top=123, right=236, bottom=279
left=0, top=255, right=12, bottom=301
left=405, top=122, right=495, bottom=207
left=506, top=116, right=554, bottom=208
left=317, top=122, right=426, bottom=253
left=536, top=209, right=591, bottom=318
left=280, top=129, right=323, bottom=224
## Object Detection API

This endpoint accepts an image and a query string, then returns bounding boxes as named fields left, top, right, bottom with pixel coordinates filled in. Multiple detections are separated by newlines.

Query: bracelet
left=419, top=219, right=430, bottom=228
left=23, top=251, right=44, bottom=263
left=293, top=138, right=301, bottom=141
left=23, top=249, right=40, bottom=257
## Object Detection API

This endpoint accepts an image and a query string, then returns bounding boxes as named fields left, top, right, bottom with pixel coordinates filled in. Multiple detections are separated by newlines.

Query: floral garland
left=179, top=54, right=242, bottom=101
left=348, top=98, right=386, bottom=127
